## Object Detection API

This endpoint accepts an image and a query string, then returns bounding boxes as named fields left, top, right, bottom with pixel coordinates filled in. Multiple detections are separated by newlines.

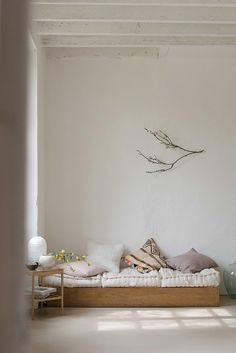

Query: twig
left=145, top=128, right=204, bottom=154
left=138, top=129, right=204, bottom=173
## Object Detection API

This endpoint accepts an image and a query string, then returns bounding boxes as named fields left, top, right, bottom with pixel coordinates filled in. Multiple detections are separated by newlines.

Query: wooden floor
left=30, top=296, right=236, bottom=353
left=50, top=287, right=220, bottom=307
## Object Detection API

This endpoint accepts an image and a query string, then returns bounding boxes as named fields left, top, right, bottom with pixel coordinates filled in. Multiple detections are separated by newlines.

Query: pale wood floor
left=29, top=296, right=236, bottom=353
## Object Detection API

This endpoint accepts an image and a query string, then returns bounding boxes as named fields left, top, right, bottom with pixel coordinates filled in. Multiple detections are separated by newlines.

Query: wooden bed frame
left=50, top=287, right=220, bottom=307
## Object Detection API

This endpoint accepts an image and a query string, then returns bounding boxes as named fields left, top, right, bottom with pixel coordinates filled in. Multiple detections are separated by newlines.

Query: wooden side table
left=28, top=268, right=64, bottom=319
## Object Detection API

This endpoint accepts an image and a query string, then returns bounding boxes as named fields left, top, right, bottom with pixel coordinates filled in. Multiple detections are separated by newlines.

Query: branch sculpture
left=137, top=128, right=204, bottom=173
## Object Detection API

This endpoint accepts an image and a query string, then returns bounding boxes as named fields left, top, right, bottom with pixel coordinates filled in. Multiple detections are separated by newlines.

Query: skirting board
left=49, top=287, right=220, bottom=307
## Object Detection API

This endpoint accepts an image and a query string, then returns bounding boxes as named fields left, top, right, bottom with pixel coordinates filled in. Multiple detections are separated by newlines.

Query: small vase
left=39, top=255, right=55, bottom=269
left=28, top=236, right=47, bottom=263
left=223, top=261, right=236, bottom=299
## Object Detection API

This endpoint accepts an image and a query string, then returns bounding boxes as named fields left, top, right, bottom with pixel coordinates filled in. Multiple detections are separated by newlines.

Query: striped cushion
left=124, top=238, right=167, bottom=273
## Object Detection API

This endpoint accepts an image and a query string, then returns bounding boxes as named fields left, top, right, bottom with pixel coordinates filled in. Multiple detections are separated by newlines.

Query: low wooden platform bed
left=53, top=287, right=220, bottom=307
left=46, top=267, right=221, bottom=308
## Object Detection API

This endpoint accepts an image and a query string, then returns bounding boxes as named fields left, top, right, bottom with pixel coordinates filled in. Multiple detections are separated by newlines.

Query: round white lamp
left=28, top=235, right=47, bottom=263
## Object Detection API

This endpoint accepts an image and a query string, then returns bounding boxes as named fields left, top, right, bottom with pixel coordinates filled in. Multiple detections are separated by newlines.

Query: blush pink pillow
left=166, top=248, right=218, bottom=273
left=57, top=261, right=106, bottom=277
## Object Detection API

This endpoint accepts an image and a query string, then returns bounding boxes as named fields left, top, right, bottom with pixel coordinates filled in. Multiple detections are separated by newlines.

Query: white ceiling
left=31, top=0, right=236, bottom=57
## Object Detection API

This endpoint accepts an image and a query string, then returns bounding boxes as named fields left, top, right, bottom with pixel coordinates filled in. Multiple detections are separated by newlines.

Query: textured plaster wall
left=42, top=47, right=236, bottom=290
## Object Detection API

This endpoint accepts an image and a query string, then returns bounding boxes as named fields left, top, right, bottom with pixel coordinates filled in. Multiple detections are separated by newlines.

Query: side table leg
left=40, top=276, right=44, bottom=311
left=61, top=273, right=64, bottom=314
left=32, top=274, right=35, bottom=320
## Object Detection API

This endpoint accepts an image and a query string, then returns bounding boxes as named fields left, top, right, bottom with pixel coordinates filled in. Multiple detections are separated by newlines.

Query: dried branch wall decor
left=137, top=128, right=204, bottom=173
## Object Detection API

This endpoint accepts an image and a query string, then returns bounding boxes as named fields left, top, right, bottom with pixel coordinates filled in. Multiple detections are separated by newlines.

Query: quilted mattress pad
left=43, top=273, right=102, bottom=288
left=159, top=268, right=220, bottom=287
left=43, top=267, right=220, bottom=288
left=102, top=267, right=162, bottom=287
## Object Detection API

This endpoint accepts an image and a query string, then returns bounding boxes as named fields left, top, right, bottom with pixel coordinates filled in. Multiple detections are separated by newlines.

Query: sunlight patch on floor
left=140, top=319, right=180, bottom=330
left=136, top=310, right=174, bottom=318
left=174, top=309, right=213, bottom=318
left=211, top=308, right=233, bottom=317
left=95, top=306, right=236, bottom=332
left=106, top=310, right=134, bottom=319
left=97, top=320, right=136, bottom=331
left=221, top=318, right=236, bottom=327
left=182, top=319, right=222, bottom=328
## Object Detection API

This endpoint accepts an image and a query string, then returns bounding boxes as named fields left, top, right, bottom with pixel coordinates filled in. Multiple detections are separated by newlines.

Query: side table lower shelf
left=28, top=268, right=64, bottom=319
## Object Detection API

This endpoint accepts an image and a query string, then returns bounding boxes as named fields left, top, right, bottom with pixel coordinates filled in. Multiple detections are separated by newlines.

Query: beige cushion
left=166, top=248, right=218, bottom=273
left=87, top=240, right=125, bottom=273
left=124, top=238, right=167, bottom=273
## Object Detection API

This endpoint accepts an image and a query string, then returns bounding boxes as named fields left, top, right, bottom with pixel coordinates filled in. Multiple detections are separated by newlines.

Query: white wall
left=25, top=34, right=38, bottom=240
left=43, top=47, right=236, bottom=276
left=37, top=45, right=46, bottom=236
left=25, top=32, right=47, bottom=240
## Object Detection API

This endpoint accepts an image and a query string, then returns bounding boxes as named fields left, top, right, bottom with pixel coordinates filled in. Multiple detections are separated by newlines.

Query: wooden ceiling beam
left=45, top=46, right=161, bottom=58
left=32, top=4, right=236, bottom=22
left=31, top=1, right=236, bottom=5
left=36, top=21, right=236, bottom=35
left=41, top=33, right=236, bottom=46
left=30, top=0, right=236, bottom=48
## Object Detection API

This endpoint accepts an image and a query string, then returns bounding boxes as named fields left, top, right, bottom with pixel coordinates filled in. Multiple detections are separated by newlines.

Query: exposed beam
left=46, top=46, right=160, bottom=58
left=41, top=33, right=236, bottom=45
left=36, top=21, right=236, bottom=35
left=31, top=1, right=236, bottom=5
left=31, top=0, right=236, bottom=47
left=32, top=4, right=236, bottom=22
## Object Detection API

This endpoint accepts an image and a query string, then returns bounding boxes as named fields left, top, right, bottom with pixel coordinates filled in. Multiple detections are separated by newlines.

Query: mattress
left=159, top=268, right=220, bottom=288
left=102, top=267, right=162, bottom=287
left=43, top=267, right=220, bottom=288
left=43, top=273, right=102, bottom=288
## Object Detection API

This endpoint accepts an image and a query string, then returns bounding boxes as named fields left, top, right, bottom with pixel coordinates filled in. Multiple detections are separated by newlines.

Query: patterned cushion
left=123, top=238, right=167, bottom=273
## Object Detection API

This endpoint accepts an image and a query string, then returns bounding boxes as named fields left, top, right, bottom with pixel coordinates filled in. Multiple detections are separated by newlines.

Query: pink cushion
left=57, top=261, right=106, bottom=277
left=166, top=248, right=218, bottom=273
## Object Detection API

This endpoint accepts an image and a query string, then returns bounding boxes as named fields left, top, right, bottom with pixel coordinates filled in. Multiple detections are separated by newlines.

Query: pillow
left=123, top=238, right=167, bottom=273
left=87, top=240, right=124, bottom=273
left=57, top=261, right=106, bottom=277
left=166, top=248, right=218, bottom=273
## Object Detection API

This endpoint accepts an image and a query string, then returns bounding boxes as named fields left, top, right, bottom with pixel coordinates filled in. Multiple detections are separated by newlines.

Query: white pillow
left=87, top=240, right=124, bottom=273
